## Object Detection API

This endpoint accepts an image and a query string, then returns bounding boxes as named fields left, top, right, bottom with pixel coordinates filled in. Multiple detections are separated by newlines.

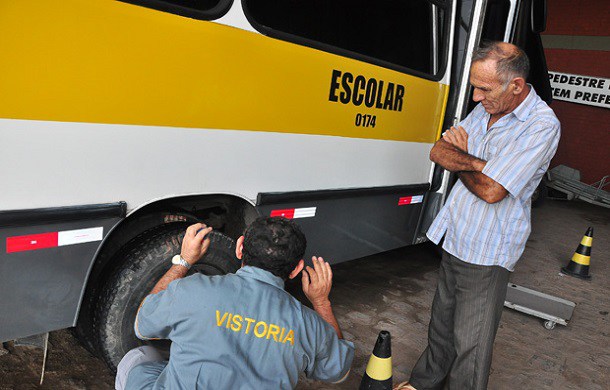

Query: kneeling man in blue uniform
left=115, top=217, right=354, bottom=389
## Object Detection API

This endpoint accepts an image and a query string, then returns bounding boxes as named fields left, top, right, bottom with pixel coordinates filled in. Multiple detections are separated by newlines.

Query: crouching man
left=115, top=216, right=354, bottom=389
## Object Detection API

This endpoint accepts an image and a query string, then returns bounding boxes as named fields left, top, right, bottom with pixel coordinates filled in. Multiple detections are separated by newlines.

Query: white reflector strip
left=58, top=227, right=104, bottom=247
left=293, top=207, right=317, bottom=219
left=412, top=195, right=424, bottom=203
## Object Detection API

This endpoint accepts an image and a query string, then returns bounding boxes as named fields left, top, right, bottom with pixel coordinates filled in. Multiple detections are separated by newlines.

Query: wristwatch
left=171, top=254, right=191, bottom=270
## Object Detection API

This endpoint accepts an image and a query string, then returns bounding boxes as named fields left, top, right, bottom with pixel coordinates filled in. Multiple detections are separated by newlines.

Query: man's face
left=469, top=59, right=519, bottom=117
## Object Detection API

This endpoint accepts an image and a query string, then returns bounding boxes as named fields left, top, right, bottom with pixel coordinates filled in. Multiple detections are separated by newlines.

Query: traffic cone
left=359, top=331, right=392, bottom=390
left=561, top=227, right=593, bottom=280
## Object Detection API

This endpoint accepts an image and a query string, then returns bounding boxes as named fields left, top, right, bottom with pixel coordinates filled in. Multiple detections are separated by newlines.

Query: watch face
left=172, top=254, right=190, bottom=269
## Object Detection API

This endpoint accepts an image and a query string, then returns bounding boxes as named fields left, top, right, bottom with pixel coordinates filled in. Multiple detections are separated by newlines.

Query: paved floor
left=0, top=200, right=608, bottom=389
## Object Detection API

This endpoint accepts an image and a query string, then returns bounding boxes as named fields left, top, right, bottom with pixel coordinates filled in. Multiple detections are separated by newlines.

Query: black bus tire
left=93, top=224, right=240, bottom=370
left=73, top=242, right=135, bottom=356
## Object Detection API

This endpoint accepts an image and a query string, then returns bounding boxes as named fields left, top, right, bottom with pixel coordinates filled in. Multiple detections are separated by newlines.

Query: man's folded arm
left=430, top=139, right=508, bottom=203
left=458, top=171, right=509, bottom=204
left=430, top=139, right=486, bottom=173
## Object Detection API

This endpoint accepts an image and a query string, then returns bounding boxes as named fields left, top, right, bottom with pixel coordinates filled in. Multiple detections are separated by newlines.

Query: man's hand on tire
left=301, top=256, right=345, bottom=338
left=302, top=256, right=333, bottom=308
left=181, top=223, right=213, bottom=266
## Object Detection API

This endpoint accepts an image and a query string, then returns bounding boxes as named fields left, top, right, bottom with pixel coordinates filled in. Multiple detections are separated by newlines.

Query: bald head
left=472, top=41, right=529, bottom=87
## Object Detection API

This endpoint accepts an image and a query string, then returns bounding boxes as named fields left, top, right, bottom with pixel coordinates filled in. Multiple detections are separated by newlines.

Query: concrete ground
left=0, top=199, right=608, bottom=389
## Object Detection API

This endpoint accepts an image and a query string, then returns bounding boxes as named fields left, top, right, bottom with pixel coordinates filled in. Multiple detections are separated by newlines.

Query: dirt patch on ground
left=0, top=333, right=113, bottom=390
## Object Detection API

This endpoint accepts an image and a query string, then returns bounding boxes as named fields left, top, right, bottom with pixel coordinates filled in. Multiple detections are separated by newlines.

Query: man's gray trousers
left=409, top=250, right=510, bottom=390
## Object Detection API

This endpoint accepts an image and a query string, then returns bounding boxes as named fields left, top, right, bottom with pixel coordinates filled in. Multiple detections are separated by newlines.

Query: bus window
left=243, top=0, right=448, bottom=79
left=121, top=0, right=232, bottom=20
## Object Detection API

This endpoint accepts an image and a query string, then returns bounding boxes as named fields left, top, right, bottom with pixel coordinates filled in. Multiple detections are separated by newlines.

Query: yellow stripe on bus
left=0, top=0, right=447, bottom=143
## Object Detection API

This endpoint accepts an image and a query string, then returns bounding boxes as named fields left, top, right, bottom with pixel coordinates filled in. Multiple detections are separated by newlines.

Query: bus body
left=0, top=0, right=551, bottom=365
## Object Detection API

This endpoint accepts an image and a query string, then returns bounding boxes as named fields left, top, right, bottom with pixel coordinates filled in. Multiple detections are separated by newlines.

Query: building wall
left=542, top=0, right=609, bottom=184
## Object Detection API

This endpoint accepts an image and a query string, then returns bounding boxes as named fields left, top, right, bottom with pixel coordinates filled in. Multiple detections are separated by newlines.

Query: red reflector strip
left=6, top=232, right=58, bottom=253
left=6, top=227, right=104, bottom=254
left=270, top=207, right=317, bottom=219
left=398, top=195, right=424, bottom=206
left=270, top=209, right=296, bottom=219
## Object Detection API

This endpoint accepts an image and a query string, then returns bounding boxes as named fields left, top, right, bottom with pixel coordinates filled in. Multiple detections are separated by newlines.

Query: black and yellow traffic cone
left=359, top=331, right=392, bottom=390
left=561, top=227, right=593, bottom=280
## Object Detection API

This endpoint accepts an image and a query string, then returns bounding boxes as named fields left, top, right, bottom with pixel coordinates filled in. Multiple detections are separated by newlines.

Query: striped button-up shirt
left=427, top=87, right=560, bottom=271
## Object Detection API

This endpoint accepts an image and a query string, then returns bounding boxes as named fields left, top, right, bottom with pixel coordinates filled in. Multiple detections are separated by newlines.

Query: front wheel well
left=74, top=193, right=258, bottom=354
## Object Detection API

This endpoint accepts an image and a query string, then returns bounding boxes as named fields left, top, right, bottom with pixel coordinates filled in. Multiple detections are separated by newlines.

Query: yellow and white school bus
left=0, top=0, right=551, bottom=367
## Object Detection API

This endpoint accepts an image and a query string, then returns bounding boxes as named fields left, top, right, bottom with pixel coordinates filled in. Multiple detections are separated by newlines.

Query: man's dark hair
left=242, top=217, right=307, bottom=279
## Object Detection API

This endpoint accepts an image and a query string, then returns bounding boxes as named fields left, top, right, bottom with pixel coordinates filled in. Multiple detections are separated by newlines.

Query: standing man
left=396, top=42, right=560, bottom=390
left=115, top=217, right=354, bottom=389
